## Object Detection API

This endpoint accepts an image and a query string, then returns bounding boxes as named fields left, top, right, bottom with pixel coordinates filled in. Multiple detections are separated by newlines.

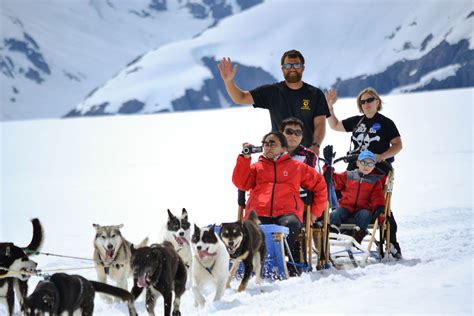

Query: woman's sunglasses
left=360, top=97, right=376, bottom=105
left=262, top=140, right=278, bottom=148
left=283, top=128, right=303, bottom=136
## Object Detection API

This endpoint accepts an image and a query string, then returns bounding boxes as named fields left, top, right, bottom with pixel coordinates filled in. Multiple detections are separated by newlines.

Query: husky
left=130, top=242, right=187, bottom=316
left=159, top=209, right=192, bottom=270
left=23, top=272, right=138, bottom=316
left=92, top=223, right=148, bottom=303
left=191, top=224, right=229, bottom=307
left=0, top=218, right=43, bottom=315
left=220, top=211, right=266, bottom=291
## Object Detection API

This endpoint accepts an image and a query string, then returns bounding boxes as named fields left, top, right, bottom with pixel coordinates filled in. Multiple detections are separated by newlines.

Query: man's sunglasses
left=283, top=128, right=303, bottom=137
left=262, top=140, right=278, bottom=147
left=282, top=63, right=303, bottom=70
left=360, top=97, right=376, bottom=105
left=359, top=160, right=376, bottom=167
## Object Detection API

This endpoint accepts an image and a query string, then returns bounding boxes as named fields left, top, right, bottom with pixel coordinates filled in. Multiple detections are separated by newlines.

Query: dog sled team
left=1, top=49, right=406, bottom=315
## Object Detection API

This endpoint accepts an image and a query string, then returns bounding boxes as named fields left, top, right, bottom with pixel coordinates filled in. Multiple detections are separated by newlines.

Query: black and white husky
left=220, top=211, right=266, bottom=291
left=159, top=209, right=192, bottom=270
left=0, top=218, right=43, bottom=315
left=92, top=223, right=148, bottom=303
left=191, top=224, right=229, bottom=307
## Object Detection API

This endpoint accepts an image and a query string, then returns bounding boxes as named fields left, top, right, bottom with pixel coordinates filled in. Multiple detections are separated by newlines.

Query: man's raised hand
left=218, top=57, right=238, bottom=82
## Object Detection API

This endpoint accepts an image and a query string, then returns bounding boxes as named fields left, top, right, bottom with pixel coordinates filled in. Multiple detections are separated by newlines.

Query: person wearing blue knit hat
left=327, top=148, right=386, bottom=245
left=357, top=150, right=376, bottom=162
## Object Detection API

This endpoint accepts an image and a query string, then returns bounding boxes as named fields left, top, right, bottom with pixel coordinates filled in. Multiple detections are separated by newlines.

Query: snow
left=392, top=64, right=463, bottom=93
left=1, top=88, right=473, bottom=315
left=1, top=0, right=218, bottom=120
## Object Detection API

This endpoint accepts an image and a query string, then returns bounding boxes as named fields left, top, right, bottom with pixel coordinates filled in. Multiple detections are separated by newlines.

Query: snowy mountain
left=66, top=0, right=474, bottom=118
left=0, top=0, right=263, bottom=120
left=1, top=88, right=472, bottom=315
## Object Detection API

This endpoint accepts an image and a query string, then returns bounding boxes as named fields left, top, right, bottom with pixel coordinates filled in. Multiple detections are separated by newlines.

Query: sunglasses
left=359, top=160, right=376, bottom=167
left=283, top=128, right=303, bottom=137
left=360, top=97, right=375, bottom=105
left=282, top=63, right=303, bottom=70
left=262, top=140, right=278, bottom=148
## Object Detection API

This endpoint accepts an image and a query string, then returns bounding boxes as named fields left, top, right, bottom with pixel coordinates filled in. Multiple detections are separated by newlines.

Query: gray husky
left=92, top=224, right=148, bottom=303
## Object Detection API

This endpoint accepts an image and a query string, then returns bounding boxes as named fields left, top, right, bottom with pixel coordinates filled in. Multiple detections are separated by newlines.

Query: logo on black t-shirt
left=352, top=123, right=381, bottom=152
left=301, top=99, right=311, bottom=110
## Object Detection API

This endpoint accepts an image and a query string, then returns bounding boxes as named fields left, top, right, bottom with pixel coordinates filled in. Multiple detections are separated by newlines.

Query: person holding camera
left=218, top=50, right=330, bottom=156
left=232, top=131, right=327, bottom=273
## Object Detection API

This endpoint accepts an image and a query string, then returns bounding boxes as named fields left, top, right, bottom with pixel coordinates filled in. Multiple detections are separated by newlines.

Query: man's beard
left=284, top=71, right=302, bottom=83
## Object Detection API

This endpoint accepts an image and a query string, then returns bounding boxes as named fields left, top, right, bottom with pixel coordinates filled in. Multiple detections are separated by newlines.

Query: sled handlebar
left=319, top=154, right=392, bottom=170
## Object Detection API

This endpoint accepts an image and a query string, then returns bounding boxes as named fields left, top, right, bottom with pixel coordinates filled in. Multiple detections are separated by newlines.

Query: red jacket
left=232, top=154, right=327, bottom=222
left=332, top=169, right=385, bottom=213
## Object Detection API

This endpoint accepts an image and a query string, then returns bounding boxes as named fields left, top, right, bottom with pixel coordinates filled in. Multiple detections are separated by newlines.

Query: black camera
left=242, top=145, right=263, bottom=155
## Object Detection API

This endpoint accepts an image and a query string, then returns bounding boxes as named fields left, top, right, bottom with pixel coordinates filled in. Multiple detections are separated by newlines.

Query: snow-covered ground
left=1, top=88, right=473, bottom=315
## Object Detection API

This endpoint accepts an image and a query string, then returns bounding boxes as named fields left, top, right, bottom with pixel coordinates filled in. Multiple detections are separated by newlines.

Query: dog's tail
left=247, top=210, right=261, bottom=225
left=90, top=281, right=138, bottom=315
left=23, top=218, right=43, bottom=254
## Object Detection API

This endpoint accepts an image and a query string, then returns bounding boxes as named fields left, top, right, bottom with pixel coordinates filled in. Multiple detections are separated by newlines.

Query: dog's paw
left=237, top=284, right=247, bottom=292
left=194, top=294, right=206, bottom=307
left=194, top=299, right=205, bottom=308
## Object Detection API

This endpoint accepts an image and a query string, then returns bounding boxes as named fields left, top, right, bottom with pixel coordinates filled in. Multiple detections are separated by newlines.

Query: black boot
left=390, top=242, right=402, bottom=259
left=352, top=227, right=367, bottom=244
left=329, top=224, right=340, bottom=234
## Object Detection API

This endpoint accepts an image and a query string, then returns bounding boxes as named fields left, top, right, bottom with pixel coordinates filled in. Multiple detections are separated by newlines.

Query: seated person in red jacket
left=329, top=150, right=385, bottom=244
left=232, top=131, right=327, bottom=270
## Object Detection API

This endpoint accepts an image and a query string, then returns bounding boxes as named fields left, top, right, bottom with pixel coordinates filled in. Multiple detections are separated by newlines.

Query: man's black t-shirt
left=342, top=112, right=400, bottom=158
left=250, top=81, right=330, bottom=147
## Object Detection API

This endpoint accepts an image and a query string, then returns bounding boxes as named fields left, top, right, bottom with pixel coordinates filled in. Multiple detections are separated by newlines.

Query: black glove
left=323, top=145, right=335, bottom=165
left=312, top=218, right=323, bottom=229
left=373, top=206, right=385, bottom=218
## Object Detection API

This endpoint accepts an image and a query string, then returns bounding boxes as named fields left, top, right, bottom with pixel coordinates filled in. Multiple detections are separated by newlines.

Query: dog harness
left=195, top=252, right=218, bottom=275
left=97, top=247, right=125, bottom=275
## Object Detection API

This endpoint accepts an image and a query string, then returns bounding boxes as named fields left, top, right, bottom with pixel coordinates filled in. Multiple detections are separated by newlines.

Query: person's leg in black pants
left=275, top=214, right=302, bottom=276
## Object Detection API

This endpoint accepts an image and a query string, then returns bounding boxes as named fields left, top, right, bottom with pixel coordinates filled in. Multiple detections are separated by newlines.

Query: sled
left=327, top=155, right=396, bottom=268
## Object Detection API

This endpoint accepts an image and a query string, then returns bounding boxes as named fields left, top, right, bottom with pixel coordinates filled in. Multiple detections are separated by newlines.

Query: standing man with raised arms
left=218, top=49, right=330, bottom=156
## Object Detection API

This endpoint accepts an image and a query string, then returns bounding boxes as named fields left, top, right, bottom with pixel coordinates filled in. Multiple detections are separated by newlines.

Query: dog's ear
left=4, top=246, right=11, bottom=257
left=181, top=208, right=188, bottom=219
left=130, top=244, right=136, bottom=254
left=194, top=224, right=200, bottom=233
left=92, top=223, right=100, bottom=230
left=117, top=224, right=124, bottom=229
left=209, top=224, right=216, bottom=233
left=167, top=209, right=174, bottom=218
